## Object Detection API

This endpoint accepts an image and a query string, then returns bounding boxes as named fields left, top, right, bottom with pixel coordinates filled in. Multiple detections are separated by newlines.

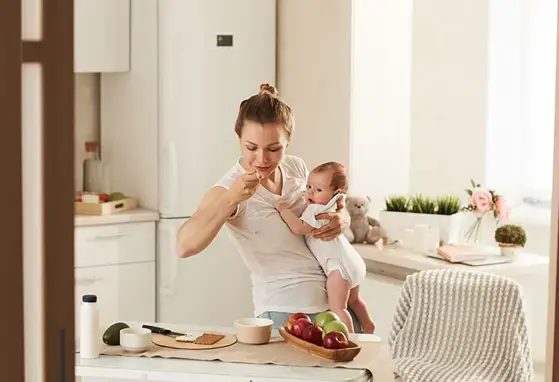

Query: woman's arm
left=176, top=187, right=238, bottom=258
left=176, top=170, right=260, bottom=258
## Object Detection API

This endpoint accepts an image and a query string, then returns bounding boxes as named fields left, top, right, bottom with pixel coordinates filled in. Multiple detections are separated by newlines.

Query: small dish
left=120, top=327, right=152, bottom=352
left=348, top=333, right=382, bottom=343
left=234, top=318, right=273, bottom=345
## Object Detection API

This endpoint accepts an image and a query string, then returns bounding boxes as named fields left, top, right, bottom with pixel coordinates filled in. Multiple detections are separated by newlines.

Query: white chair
left=389, top=268, right=534, bottom=382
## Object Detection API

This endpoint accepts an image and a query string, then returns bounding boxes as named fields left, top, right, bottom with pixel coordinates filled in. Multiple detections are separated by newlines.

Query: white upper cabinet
left=74, top=0, right=130, bottom=73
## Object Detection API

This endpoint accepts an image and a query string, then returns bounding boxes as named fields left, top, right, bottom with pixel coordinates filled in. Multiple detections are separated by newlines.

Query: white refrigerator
left=100, top=0, right=276, bottom=326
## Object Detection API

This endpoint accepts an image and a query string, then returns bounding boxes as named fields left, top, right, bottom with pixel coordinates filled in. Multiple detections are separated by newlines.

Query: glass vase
left=463, top=216, right=483, bottom=244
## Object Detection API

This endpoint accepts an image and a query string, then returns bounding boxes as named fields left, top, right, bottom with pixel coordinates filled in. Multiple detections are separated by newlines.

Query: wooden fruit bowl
left=278, top=326, right=361, bottom=362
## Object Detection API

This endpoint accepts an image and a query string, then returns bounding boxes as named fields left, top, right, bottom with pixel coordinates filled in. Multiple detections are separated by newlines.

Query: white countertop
left=74, top=208, right=160, bottom=227
left=75, top=322, right=374, bottom=382
left=355, top=242, right=549, bottom=281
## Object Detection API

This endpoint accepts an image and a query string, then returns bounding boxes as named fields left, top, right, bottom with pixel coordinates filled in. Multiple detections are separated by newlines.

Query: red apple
left=286, top=313, right=310, bottom=333
left=323, top=331, right=349, bottom=349
left=302, top=324, right=323, bottom=346
left=291, top=318, right=313, bottom=338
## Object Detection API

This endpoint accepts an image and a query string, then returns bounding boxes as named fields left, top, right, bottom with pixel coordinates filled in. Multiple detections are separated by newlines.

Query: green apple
left=314, top=311, right=340, bottom=328
left=322, top=320, right=349, bottom=340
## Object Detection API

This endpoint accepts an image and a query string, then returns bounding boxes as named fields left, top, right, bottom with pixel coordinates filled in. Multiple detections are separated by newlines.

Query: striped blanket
left=389, top=269, right=533, bottom=382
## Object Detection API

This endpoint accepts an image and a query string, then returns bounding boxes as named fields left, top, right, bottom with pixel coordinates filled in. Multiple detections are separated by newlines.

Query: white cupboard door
left=74, top=262, right=155, bottom=344
left=359, top=273, right=403, bottom=341
left=157, top=219, right=254, bottom=326
left=75, top=222, right=155, bottom=268
left=74, top=0, right=130, bottom=72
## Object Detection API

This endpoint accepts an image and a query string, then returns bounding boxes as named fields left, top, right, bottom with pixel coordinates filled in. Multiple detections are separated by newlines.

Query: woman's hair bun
left=259, top=83, right=278, bottom=96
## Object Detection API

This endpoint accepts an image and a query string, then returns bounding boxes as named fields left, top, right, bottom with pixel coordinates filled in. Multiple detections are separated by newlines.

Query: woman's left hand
left=312, top=210, right=349, bottom=241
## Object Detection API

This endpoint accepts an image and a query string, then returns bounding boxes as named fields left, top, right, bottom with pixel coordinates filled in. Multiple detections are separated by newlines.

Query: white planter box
left=379, top=210, right=465, bottom=245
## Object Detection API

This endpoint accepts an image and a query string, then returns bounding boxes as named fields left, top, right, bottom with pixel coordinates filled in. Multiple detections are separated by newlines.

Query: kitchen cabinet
left=75, top=221, right=155, bottom=267
left=74, top=0, right=130, bottom=73
left=359, top=273, right=403, bottom=341
left=74, top=262, right=155, bottom=344
left=75, top=220, right=156, bottom=382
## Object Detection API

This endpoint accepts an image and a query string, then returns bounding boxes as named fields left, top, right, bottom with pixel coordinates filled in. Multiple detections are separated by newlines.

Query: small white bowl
left=119, top=328, right=152, bottom=352
left=234, top=318, right=273, bottom=345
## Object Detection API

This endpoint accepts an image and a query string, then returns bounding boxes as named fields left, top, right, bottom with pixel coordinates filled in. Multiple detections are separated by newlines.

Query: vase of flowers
left=461, top=180, right=509, bottom=244
left=494, top=224, right=527, bottom=256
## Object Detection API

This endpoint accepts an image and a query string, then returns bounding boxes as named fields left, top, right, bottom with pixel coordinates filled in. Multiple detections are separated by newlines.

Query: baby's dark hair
left=312, top=162, right=349, bottom=193
left=234, top=84, right=294, bottom=140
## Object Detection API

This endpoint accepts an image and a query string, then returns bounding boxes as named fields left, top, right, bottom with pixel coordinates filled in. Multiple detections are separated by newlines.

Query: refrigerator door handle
left=169, top=142, right=179, bottom=215
left=159, top=142, right=179, bottom=215
left=160, top=224, right=179, bottom=296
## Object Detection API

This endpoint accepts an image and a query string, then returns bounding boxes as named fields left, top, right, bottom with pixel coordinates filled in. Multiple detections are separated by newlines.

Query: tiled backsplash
left=75, top=73, right=100, bottom=191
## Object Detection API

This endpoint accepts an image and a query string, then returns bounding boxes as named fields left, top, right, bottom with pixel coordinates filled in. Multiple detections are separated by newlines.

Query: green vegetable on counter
left=102, top=322, right=130, bottom=346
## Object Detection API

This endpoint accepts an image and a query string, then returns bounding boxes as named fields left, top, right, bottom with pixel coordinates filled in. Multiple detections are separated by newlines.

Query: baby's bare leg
left=326, top=270, right=354, bottom=333
left=348, top=286, right=375, bottom=334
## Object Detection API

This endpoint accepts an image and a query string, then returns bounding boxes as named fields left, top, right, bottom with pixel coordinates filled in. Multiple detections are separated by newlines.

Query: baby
left=275, top=161, right=375, bottom=334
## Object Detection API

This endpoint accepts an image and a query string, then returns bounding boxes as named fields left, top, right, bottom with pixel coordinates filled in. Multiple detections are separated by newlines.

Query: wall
left=331, top=0, right=491, bottom=207
left=276, top=0, right=489, bottom=213
left=546, top=45, right=559, bottom=379
left=276, top=0, right=352, bottom=170
left=350, top=0, right=412, bottom=216
left=348, top=0, right=552, bottom=257
left=74, top=73, right=100, bottom=192
left=409, top=0, right=489, bottom=198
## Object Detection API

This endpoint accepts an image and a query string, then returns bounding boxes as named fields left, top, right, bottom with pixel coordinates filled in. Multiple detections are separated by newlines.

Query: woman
left=176, top=84, right=362, bottom=331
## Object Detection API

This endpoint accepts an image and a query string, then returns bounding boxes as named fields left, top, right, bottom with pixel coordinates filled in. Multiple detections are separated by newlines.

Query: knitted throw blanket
left=389, top=269, right=533, bottom=382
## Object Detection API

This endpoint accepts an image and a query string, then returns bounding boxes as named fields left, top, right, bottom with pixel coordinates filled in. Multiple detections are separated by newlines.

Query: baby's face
left=305, top=171, right=335, bottom=205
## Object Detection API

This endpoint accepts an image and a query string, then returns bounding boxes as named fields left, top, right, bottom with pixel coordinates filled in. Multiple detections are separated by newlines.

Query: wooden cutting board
left=151, top=331, right=237, bottom=350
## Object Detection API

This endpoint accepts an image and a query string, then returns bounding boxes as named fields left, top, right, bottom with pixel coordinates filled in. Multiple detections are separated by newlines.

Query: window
left=485, top=0, right=557, bottom=208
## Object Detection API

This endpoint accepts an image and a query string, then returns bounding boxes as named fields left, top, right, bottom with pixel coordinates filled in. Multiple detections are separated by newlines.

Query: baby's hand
left=275, top=199, right=290, bottom=212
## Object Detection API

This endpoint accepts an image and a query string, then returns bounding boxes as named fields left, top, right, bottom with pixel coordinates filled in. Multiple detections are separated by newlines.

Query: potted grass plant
left=494, top=224, right=527, bottom=256
left=379, top=193, right=463, bottom=245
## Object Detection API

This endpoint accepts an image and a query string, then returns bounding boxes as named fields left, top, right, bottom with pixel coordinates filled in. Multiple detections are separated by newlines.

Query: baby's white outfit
left=301, top=194, right=367, bottom=288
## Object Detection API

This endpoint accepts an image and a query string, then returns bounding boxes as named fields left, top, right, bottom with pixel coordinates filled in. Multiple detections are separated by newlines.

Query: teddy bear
left=343, top=195, right=385, bottom=244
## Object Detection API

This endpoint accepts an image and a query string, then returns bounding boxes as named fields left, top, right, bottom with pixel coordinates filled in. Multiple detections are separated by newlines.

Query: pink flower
left=495, top=196, right=510, bottom=223
left=471, top=188, right=493, bottom=217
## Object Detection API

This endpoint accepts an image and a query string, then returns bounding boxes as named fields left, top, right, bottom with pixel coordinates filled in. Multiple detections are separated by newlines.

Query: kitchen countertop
left=75, top=322, right=377, bottom=382
left=74, top=208, right=159, bottom=227
left=354, top=242, right=549, bottom=281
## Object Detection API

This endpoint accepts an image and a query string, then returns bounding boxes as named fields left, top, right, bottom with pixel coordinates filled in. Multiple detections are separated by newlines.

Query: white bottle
left=80, top=294, right=100, bottom=359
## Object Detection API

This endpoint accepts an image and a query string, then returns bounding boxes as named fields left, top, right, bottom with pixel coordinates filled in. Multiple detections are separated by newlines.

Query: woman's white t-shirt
left=214, top=155, right=328, bottom=317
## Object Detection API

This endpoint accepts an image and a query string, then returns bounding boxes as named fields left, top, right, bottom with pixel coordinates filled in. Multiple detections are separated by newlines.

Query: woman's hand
left=226, top=170, right=260, bottom=205
left=312, top=211, right=349, bottom=241
left=312, top=194, right=350, bottom=241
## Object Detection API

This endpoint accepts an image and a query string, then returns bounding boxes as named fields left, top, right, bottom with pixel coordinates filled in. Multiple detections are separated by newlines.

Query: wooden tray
left=151, top=332, right=237, bottom=350
left=278, top=326, right=361, bottom=362
left=75, top=197, right=138, bottom=215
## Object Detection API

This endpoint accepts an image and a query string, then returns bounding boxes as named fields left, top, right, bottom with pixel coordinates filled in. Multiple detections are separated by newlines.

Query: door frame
left=2, top=1, right=75, bottom=381
left=1, top=1, right=25, bottom=380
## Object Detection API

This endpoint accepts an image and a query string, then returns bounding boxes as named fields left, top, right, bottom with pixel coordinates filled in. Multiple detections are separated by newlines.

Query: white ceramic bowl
left=119, top=328, right=152, bottom=352
left=234, top=318, right=273, bottom=345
